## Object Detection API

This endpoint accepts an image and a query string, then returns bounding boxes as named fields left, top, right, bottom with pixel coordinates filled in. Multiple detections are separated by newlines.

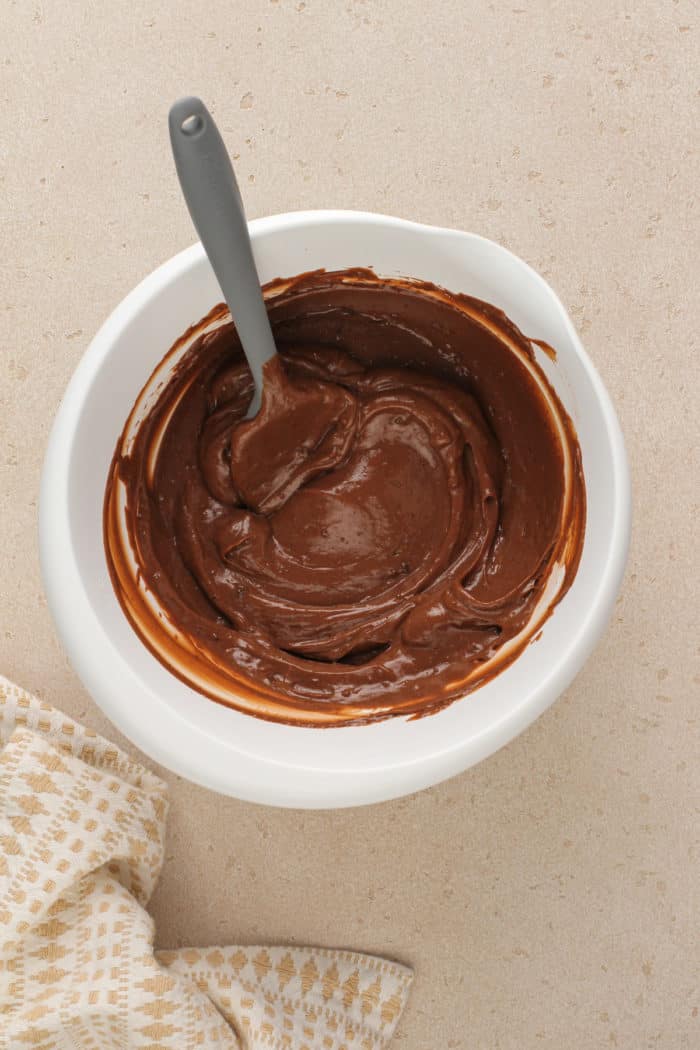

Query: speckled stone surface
left=1, top=2, right=698, bottom=1047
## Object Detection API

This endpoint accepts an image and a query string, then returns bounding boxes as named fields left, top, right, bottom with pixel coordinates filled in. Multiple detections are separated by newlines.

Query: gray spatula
left=168, top=96, right=277, bottom=417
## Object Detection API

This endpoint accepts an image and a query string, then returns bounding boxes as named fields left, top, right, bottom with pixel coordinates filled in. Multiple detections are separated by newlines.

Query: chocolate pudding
left=104, top=269, right=585, bottom=726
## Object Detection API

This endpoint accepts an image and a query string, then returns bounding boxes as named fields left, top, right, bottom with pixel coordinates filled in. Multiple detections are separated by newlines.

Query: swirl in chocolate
left=104, top=269, right=585, bottom=726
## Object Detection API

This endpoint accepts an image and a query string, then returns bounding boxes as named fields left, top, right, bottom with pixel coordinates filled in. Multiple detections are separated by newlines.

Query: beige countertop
left=2, top=2, right=698, bottom=1046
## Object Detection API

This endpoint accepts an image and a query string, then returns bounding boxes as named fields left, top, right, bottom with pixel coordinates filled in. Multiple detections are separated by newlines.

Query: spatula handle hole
left=181, top=113, right=204, bottom=136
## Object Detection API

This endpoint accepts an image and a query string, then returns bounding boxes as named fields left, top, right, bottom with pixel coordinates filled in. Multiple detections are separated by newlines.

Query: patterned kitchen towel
left=0, top=676, right=412, bottom=1049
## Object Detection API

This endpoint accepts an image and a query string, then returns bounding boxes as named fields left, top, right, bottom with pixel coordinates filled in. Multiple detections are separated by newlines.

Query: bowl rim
left=39, top=210, right=631, bottom=807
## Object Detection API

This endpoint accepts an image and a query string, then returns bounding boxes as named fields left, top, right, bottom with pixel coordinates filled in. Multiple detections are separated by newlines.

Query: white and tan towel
left=0, top=676, right=412, bottom=1048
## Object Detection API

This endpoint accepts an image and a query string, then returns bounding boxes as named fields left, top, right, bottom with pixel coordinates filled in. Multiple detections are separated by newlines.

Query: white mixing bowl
left=40, top=211, right=630, bottom=808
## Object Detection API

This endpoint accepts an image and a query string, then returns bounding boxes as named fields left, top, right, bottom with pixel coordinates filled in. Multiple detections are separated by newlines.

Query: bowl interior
left=43, top=213, right=627, bottom=806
